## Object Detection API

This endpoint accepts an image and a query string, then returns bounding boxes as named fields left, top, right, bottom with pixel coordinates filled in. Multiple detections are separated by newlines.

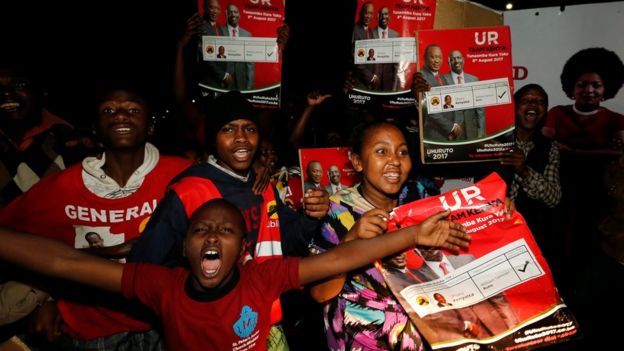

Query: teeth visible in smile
left=384, top=172, right=400, bottom=180
left=0, top=102, right=20, bottom=111
left=114, top=127, right=131, bottom=133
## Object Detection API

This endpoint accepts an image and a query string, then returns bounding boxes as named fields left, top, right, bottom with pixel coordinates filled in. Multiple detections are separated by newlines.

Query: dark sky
left=1, top=0, right=605, bottom=123
left=1, top=0, right=357, bottom=123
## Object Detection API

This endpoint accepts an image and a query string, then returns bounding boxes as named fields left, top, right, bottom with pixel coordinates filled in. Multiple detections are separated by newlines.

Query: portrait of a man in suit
left=352, top=2, right=378, bottom=89
left=323, top=165, right=345, bottom=195
left=221, top=3, right=254, bottom=90
left=198, top=0, right=229, bottom=88
left=442, top=49, right=486, bottom=138
left=371, top=6, right=400, bottom=91
left=304, top=160, right=323, bottom=192
left=419, top=44, right=461, bottom=141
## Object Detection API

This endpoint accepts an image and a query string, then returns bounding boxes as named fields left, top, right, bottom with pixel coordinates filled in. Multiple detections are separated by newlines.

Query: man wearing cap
left=128, top=91, right=329, bottom=349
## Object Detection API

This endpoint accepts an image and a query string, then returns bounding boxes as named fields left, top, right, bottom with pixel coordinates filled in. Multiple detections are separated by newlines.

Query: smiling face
left=424, top=46, right=443, bottom=73
left=204, top=0, right=221, bottom=23
left=516, top=88, right=547, bottom=132
left=184, top=200, right=247, bottom=291
left=384, top=252, right=407, bottom=270
left=448, top=50, right=464, bottom=75
left=378, top=7, right=390, bottom=29
left=85, top=232, right=104, bottom=248
left=0, top=68, right=42, bottom=128
left=307, top=161, right=323, bottom=184
left=96, top=89, right=149, bottom=151
left=351, top=123, right=411, bottom=199
left=215, top=119, right=259, bottom=176
left=226, top=4, right=240, bottom=27
left=359, top=3, right=374, bottom=27
left=573, top=72, right=605, bottom=111
left=328, top=165, right=341, bottom=185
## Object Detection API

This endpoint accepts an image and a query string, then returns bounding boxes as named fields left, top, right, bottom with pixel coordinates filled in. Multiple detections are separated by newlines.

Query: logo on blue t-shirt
left=233, top=305, right=258, bottom=338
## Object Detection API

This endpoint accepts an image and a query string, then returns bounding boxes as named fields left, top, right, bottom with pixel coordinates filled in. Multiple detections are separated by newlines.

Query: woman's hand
left=350, top=208, right=389, bottom=240
left=179, top=13, right=203, bottom=48
left=415, top=210, right=470, bottom=252
left=500, top=148, right=529, bottom=177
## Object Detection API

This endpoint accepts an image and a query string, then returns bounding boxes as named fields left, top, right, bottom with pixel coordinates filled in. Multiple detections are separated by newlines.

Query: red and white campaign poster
left=417, top=26, right=515, bottom=164
left=197, top=0, right=284, bottom=108
left=298, top=147, right=361, bottom=196
left=380, top=173, right=580, bottom=350
left=348, top=0, right=436, bottom=109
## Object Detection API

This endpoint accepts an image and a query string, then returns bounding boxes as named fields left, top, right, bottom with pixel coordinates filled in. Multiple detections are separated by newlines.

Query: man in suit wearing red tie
left=221, top=3, right=254, bottom=90
left=198, top=0, right=228, bottom=88
left=442, top=49, right=486, bottom=138
left=419, top=44, right=463, bottom=141
left=352, top=2, right=379, bottom=89
left=371, top=6, right=400, bottom=91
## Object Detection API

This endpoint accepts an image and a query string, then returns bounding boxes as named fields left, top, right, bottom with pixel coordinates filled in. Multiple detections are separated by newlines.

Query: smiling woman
left=311, top=120, right=428, bottom=351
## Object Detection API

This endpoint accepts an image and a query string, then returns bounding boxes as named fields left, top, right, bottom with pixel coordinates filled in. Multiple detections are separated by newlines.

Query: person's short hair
left=560, top=47, right=624, bottom=100
left=423, top=44, right=441, bottom=60
left=359, top=1, right=373, bottom=19
left=513, top=83, right=549, bottom=107
left=191, top=198, right=247, bottom=238
left=306, top=160, right=321, bottom=175
left=92, top=85, right=152, bottom=124
left=349, top=120, right=406, bottom=155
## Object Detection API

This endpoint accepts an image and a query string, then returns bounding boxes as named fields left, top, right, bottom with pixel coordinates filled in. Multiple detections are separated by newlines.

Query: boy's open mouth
left=201, top=249, right=222, bottom=278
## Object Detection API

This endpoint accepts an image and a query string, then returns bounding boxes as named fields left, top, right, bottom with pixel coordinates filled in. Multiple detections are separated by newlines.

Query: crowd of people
left=0, top=3, right=623, bottom=350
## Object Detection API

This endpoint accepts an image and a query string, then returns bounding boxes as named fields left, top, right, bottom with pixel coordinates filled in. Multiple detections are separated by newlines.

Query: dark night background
left=0, top=0, right=612, bottom=126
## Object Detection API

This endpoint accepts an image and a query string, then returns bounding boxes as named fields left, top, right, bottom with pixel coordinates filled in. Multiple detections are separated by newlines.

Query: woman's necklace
left=572, top=104, right=599, bottom=116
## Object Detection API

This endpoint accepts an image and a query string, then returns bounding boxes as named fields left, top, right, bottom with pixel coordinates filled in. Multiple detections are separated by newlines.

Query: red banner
left=381, top=173, right=579, bottom=350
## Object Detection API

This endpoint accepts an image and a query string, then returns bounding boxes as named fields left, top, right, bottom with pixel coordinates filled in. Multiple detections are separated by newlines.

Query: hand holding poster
left=196, top=0, right=284, bottom=107
left=417, top=26, right=515, bottom=163
left=380, top=173, right=580, bottom=350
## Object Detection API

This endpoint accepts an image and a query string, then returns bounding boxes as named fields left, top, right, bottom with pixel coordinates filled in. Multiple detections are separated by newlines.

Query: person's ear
left=351, top=153, right=363, bottom=172
left=147, top=121, right=155, bottom=137
left=239, top=238, right=247, bottom=257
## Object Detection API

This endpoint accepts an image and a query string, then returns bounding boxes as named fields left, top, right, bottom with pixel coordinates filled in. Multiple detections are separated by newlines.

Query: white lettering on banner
left=249, top=0, right=271, bottom=5
left=64, top=199, right=158, bottom=223
left=255, top=241, right=282, bottom=258
left=475, top=31, right=499, bottom=45
left=439, top=187, right=486, bottom=211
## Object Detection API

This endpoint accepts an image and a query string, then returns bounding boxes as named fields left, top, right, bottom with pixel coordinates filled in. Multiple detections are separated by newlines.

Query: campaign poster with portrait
left=298, top=147, right=361, bottom=196
left=379, top=173, right=580, bottom=350
left=417, top=26, right=515, bottom=164
left=197, top=0, right=284, bottom=108
left=348, top=0, right=436, bottom=109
